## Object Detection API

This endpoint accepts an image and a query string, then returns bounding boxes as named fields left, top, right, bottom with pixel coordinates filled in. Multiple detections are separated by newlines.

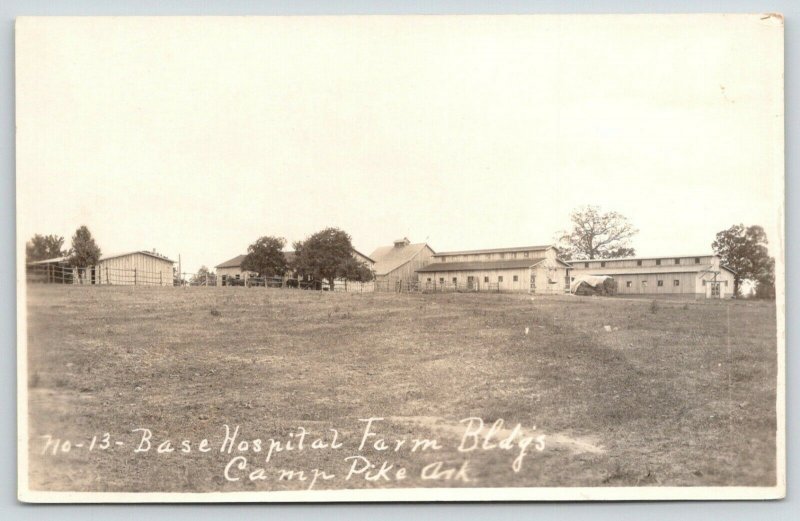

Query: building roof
left=352, top=249, right=376, bottom=264
left=29, top=250, right=175, bottom=265
left=28, top=256, right=70, bottom=265
left=433, top=244, right=554, bottom=257
left=570, top=264, right=735, bottom=276
left=100, top=250, right=175, bottom=263
left=369, top=242, right=434, bottom=276
left=417, top=259, right=549, bottom=273
left=571, top=254, right=718, bottom=264
left=215, top=254, right=248, bottom=269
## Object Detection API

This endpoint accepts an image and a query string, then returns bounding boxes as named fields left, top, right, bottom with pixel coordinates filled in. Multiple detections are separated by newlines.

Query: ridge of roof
left=417, top=258, right=547, bottom=272
left=433, top=245, right=554, bottom=256
left=570, top=254, right=718, bottom=263
left=371, top=243, right=433, bottom=276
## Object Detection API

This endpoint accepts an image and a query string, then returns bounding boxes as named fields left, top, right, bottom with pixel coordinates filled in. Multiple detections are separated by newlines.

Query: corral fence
left=374, top=279, right=420, bottom=293
left=28, top=264, right=504, bottom=295
left=27, top=263, right=378, bottom=292
left=27, top=263, right=170, bottom=286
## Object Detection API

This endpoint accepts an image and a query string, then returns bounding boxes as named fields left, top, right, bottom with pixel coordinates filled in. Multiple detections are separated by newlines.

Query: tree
left=241, top=236, right=288, bottom=277
left=68, top=226, right=102, bottom=282
left=292, top=227, right=368, bottom=290
left=555, top=206, right=638, bottom=260
left=190, top=265, right=217, bottom=286
left=754, top=256, right=776, bottom=299
left=712, top=224, right=774, bottom=298
left=340, top=256, right=375, bottom=283
left=25, top=234, right=66, bottom=263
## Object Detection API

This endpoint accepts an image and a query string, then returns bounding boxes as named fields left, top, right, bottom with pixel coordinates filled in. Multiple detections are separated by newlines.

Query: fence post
left=106, top=267, right=109, bottom=285
left=134, top=268, right=137, bottom=286
left=160, top=271, right=162, bottom=286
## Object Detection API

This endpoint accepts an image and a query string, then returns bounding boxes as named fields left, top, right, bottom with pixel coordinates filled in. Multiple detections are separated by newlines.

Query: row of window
left=426, top=275, right=520, bottom=284
left=439, top=251, right=532, bottom=262
left=583, top=257, right=702, bottom=268
left=619, top=279, right=729, bottom=288
left=625, top=280, right=680, bottom=288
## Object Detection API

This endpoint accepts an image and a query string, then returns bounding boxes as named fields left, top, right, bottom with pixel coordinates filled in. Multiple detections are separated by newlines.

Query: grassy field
left=24, top=285, right=778, bottom=492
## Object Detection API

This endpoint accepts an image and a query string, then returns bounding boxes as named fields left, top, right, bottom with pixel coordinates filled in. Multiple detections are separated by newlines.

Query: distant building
left=569, top=254, right=736, bottom=298
left=369, top=238, right=436, bottom=289
left=28, top=250, right=175, bottom=286
left=215, top=249, right=373, bottom=287
left=214, top=254, right=257, bottom=286
left=416, top=245, right=570, bottom=294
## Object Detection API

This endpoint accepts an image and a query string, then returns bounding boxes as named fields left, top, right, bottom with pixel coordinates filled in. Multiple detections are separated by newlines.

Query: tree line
left=27, top=211, right=776, bottom=298
left=195, top=227, right=374, bottom=290
left=26, top=226, right=101, bottom=282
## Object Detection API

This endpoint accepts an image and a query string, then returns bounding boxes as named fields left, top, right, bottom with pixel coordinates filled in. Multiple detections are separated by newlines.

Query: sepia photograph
left=15, top=14, right=784, bottom=502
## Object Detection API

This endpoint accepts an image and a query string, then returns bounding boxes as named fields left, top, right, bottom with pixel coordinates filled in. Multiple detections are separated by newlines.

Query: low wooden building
left=416, top=245, right=571, bottom=294
left=28, top=250, right=175, bottom=286
left=568, top=254, right=736, bottom=298
left=369, top=238, right=436, bottom=290
left=214, top=254, right=257, bottom=286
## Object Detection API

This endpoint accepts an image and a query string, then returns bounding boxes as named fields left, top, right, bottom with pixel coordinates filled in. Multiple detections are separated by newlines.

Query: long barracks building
left=415, top=245, right=735, bottom=298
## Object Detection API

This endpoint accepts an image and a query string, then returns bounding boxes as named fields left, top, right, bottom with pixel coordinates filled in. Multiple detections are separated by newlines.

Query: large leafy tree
left=712, top=224, right=774, bottom=298
left=292, top=227, right=369, bottom=290
left=25, top=234, right=67, bottom=262
left=340, top=256, right=375, bottom=283
left=68, top=225, right=102, bottom=282
left=241, top=236, right=288, bottom=277
left=556, top=205, right=638, bottom=260
left=68, top=225, right=102, bottom=267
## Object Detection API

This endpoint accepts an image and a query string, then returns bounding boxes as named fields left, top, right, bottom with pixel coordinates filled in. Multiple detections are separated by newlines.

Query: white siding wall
left=418, top=265, right=569, bottom=294
left=97, top=253, right=174, bottom=286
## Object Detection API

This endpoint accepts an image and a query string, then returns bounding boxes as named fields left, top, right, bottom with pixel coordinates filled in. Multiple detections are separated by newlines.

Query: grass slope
left=25, top=286, right=777, bottom=491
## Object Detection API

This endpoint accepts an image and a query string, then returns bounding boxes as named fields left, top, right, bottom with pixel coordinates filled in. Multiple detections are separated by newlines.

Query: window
left=702, top=280, right=707, bottom=286
left=584, top=262, right=589, bottom=268
left=637, top=260, right=642, bottom=266
left=426, top=277, right=431, bottom=282
left=656, top=259, right=661, bottom=265
left=439, top=277, right=444, bottom=283
left=452, top=277, right=457, bottom=284
left=674, top=259, right=680, bottom=265
left=695, top=257, right=701, bottom=264
left=524, top=252, right=529, bottom=258
left=600, top=261, right=606, bottom=267
left=571, top=277, right=575, bottom=281
left=724, top=281, right=728, bottom=286
left=626, top=281, right=632, bottom=288
left=484, top=276, right=489, bottom=283
left=235, top=274, right=241, bottom=279
left=499, top=253, right=505, bottom=259
left=511, top=252, right=517, bottom=259
left=513, top=275, right=519, bottom=282
left=674, top=279, right=680, bottom=286
left=498, top=276, right=504, bottom=283
left=642, top=280, right=648, bottom=287
left=657, top=280, right=664, bottom=287
left=440, top=256, right=446, bottom=262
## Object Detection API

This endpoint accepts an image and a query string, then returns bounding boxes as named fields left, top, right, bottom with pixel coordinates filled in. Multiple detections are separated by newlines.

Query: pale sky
left=16, top=15, right=784, bottom=273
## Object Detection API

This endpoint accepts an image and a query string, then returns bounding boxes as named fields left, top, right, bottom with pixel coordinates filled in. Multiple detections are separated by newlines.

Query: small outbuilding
left=28, top=250, right=175, bottom=286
